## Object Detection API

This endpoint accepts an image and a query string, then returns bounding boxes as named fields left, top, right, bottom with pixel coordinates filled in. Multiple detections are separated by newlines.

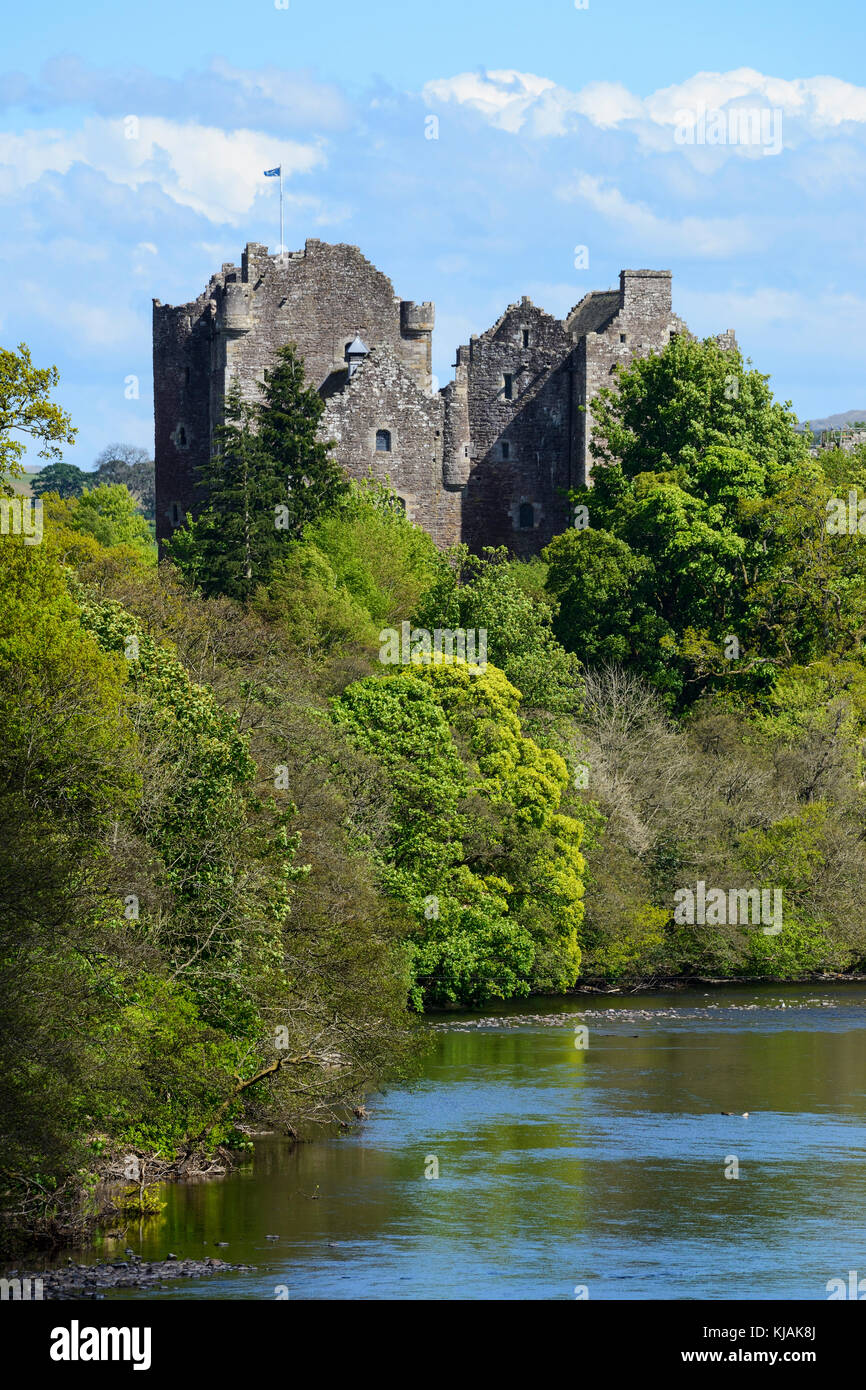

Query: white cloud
left=0, top=116, right=325, bottom=222
left=646, top=69, right=866, bottom=129
left=423, top=66, right=866, bottom=146
left=423, top=70, right=557, bottom=134
left=558, top=173, right=758, bottom=257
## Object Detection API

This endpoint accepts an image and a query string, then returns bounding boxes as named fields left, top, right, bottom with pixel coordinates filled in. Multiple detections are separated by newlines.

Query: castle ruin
left=153, top=239, right=736, bottom=552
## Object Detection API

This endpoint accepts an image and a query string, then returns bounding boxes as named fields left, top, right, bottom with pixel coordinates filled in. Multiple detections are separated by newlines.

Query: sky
left=2, top=0, right=865, bottom=468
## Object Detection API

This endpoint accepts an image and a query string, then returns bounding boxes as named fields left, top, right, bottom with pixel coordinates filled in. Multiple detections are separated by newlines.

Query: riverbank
left=6, top=982, right=865, bottom=1301
left=4, top=1256, right=257, bottom=1300
left=5, top=975, right=865, bottom=1267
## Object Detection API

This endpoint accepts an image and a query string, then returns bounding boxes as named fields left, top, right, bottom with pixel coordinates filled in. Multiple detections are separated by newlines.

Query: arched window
left=376, top=429, right=391, bottom=452
left=519, top=502, right=534, bottom=530
left=393, top=495, right=406, bottom=513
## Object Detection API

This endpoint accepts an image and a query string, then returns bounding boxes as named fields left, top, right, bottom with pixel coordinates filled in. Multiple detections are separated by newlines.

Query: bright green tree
left=52, top=483, right=155, bottom=555
left=0, top=343, right=76, bottom=488
left=333, top=657, right=585, bottom=1005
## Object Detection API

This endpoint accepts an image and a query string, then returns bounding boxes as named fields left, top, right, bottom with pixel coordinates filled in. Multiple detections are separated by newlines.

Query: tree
left=332, top=657, right=585, bottom=1004
left=587, top=333, right=806, bottom=485
left=50, top=482, right=155, bottom=555
left=166, top=385, right=289, bottom=600
left=168, top=352, right=348, bottom=599
left=548, top=337, right=818, bottom=703
left=31, top=461, right=88, bottom=499
left=94, top=443, right=155, bottom=520
left=413, top=545, right=583, bottom=722
left=257, top=344, right=348, bottom=537
left=0, top=343, right=76, bottom=489
left=544, top=528, right=676, bottom=693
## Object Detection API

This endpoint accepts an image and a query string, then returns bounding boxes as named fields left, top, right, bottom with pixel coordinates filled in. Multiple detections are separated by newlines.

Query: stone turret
left=400, top=300, right=435, bottom=393
left=218, top=282, right=253, bottom=335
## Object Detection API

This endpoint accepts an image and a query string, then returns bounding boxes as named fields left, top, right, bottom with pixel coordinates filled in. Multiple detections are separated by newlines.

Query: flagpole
left=279, top=165, right=283, bottom=254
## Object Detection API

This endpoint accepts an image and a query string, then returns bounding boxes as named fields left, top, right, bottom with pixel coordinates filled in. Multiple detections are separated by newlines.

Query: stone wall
left=320, top=347, right=461, bottom=548
left=568, top=270, right=677, bottom=485
left=455, top=299, right=576, bottom=555
left=153, top=239, right=434, bottom=545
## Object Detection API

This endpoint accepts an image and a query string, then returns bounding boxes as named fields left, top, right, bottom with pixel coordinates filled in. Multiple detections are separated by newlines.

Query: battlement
left=401, top=301, right=435, bottom=335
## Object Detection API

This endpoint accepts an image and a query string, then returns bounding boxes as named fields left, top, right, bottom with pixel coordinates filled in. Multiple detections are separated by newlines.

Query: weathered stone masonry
left=153, top=240, right=735, bottom=552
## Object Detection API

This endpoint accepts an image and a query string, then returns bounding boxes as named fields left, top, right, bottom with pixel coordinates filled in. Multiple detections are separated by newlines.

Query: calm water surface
left=94, top=984, right=866, bottom=1299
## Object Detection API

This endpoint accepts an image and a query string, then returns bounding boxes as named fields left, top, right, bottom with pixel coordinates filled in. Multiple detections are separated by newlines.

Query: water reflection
left=96, top=984, right=866, bottom=1300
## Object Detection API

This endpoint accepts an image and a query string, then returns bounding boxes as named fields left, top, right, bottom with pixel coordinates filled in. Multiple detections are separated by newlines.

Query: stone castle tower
left=153, top=240, right=736, bottom=552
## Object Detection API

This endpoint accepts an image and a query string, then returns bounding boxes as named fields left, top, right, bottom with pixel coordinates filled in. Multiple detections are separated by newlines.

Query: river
left=94, top=983, right=866, bottom=1300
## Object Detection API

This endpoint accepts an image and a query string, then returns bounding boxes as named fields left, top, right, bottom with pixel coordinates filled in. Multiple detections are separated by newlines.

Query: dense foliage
left=4, top=331, right=866, bottom=1253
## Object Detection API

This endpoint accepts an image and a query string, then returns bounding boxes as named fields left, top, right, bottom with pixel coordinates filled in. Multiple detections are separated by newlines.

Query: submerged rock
left=10, top=1257, right=257, bottom=1300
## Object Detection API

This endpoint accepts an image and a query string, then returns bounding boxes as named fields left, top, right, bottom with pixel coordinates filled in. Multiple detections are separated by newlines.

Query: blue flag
left=264, top=167, right=281, bottom=177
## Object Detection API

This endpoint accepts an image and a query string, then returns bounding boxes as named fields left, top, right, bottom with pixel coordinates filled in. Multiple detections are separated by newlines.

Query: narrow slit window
left=522, top=329, right=530, bottom=348
left=503, top=374, right=514, bottom=400
left=501, top=441, right=510, bottom=460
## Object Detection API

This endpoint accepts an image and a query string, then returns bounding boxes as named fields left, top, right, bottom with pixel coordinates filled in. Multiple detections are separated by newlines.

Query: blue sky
left=2, top=0, right=865, bottom=467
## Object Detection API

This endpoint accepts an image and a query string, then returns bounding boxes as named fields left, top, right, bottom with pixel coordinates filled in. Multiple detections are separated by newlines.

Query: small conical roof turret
left=345, top=335, right=369, bottom=376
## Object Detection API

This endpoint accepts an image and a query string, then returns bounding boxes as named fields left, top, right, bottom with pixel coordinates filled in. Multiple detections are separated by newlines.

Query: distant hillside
left=9, top=467, right=41, bottom=498
left=797, top=409, right=866, bottom=432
